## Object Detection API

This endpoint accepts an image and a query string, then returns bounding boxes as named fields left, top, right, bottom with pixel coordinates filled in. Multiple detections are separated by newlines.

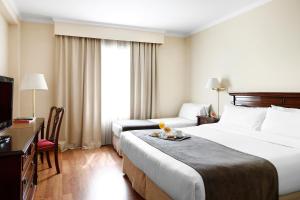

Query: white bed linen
left=149, top=117, right=196, bottom=128
left=113, top=117, right=196, bottom=138
left=112, top=122, right=124, bottom=138
left=120, top=124, right=300, bottom=200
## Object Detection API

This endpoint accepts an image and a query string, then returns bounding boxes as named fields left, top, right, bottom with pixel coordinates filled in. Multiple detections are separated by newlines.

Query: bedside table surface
left=197, top=116, right=219, bottom=126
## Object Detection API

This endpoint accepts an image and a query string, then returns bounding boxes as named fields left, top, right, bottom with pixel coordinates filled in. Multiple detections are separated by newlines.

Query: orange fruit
left=159, top=122, right=165, bottom=129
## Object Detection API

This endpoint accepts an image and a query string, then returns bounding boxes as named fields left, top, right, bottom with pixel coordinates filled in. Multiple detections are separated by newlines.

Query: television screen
left=0, top=76, right=13, bottom=131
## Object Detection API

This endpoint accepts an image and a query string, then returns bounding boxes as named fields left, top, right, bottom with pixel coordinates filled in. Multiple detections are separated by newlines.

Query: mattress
left=120, top=124, right=300, bottom=200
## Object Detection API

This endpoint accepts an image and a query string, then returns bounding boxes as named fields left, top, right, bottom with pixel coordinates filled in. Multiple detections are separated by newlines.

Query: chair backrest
left=46, top=106, right=64, bottom=144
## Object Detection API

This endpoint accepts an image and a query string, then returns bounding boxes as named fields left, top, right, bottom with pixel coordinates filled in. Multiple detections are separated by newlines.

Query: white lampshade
left=21, top=73, right=48, bottom=90
left=205, top=78, right=220, bottom=89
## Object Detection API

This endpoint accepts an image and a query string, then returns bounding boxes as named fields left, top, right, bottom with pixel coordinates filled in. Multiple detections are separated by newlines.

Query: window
left=101, top=40, right=130, bottom=143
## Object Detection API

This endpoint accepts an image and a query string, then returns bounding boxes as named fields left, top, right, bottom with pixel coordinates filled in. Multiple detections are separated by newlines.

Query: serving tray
left=149, top=134, right=191, bottom=141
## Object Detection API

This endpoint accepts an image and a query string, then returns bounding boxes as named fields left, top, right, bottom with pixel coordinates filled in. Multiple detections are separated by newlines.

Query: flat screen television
left=0, top=76, right=13, bottom=131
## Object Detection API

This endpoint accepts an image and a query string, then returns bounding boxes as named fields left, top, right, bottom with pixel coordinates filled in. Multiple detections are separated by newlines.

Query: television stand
left=0, top=118, right=44, bottom=200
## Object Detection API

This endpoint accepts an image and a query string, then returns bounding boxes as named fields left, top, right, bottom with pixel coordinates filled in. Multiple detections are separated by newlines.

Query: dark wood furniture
left=38, top=107, right=64, bottom=174
left=229, top=92, right=300, bottom=108
left=0, top=118, right=44, bottom=200
left=197, top=116, right=219, bottom=125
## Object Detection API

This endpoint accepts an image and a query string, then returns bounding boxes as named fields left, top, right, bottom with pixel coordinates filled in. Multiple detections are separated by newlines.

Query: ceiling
left=11, top=0, right=271, bottom=36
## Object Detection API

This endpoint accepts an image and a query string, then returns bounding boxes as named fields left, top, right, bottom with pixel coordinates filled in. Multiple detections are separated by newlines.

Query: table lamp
left=21, top=73, right=48, bottom=117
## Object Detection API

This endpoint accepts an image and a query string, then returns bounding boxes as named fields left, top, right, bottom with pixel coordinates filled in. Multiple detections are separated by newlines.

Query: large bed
left=120, top=92, right=300, bottom=200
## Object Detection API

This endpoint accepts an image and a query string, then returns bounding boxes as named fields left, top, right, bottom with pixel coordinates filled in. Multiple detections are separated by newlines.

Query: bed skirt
left=123, top=155, right=171, bottom=200
left=122, top=155, right=300, bottom=200
left=113, top=135, right=122, bottom=156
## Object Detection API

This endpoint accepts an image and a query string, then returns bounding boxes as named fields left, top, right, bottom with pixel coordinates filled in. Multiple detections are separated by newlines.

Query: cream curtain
left=130, top=42, right=158, bottom=119
left=55, top=35, right=102, bottom=149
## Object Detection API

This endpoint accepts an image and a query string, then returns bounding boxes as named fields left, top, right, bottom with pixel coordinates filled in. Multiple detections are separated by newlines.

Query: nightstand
left=197, top=116, right=219, bottom=125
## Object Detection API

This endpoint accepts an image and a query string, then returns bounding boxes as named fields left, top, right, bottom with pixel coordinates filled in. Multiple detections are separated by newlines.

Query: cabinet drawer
left=24, top=180, right=35, bottom=200
left=22, top=143, right=35, bottom=171
left=22, top=160, right=35, bottom=200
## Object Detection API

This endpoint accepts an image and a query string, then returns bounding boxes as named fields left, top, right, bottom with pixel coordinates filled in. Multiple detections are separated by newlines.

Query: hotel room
left=0, top=0, right=299, bottom=199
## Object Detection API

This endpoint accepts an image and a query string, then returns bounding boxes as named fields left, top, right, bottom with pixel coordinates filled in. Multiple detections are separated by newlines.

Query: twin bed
left=120, top=92, right=300, bottom=200
left=112, top=103, right=210, bottom=155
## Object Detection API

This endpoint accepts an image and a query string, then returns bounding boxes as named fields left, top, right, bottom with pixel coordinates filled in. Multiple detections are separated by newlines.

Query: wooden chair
left=38, top=106, right=64, bottom=174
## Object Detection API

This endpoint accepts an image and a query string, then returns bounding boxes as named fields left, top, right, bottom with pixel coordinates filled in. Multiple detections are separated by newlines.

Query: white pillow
left=219, top=105, right=267, bottom=131
left=261, top=108, right=300, bottom=139
left=271, top=105, right=300, bottom=113
left=178, top=103, right=210, bottom=121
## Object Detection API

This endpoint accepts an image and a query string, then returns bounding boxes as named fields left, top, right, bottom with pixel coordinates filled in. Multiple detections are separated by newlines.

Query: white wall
left=187, top=0, right=300, bottom=114
left=0, top=13, right=8, bottom=76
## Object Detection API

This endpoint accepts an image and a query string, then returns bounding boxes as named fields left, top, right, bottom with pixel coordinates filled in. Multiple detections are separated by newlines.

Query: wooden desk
left=0, top=118, right=44, bottom=200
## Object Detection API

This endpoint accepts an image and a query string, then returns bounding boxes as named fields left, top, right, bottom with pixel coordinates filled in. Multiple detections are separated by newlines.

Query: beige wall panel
left=0, top=14, right=8, bottom=76
left=187, top=0, right=300, bottom=114
left=20, top=22, right=55, bottom=119
left=157, top=36, right=189, bottom=117
left=8, top=24, right=21, bottom=117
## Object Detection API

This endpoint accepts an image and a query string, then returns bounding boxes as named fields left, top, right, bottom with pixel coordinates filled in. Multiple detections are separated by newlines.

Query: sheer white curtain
left=101, top=40, right=131, bottom=144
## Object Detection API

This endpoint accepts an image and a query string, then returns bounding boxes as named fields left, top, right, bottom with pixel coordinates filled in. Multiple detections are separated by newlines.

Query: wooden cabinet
left=0, top=118, right=44, bottom=200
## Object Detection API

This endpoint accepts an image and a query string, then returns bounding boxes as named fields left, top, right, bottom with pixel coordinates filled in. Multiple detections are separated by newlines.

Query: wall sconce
left=205, top=78, right=226, bottom=118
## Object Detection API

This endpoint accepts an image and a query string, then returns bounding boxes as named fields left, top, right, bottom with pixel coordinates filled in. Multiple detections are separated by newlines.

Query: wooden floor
left=34, top=146, right=143, bottom=200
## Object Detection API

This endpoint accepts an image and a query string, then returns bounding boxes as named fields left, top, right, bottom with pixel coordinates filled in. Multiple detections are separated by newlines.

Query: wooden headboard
left=229, top=92, right=300, bottom=108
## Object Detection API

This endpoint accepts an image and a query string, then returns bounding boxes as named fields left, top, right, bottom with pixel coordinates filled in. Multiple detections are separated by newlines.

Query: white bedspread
left=149, top=117, right=196, bottom=128
left=113, top=117, right=196, bottom=138
left=120, top=124, right=300, bottom=200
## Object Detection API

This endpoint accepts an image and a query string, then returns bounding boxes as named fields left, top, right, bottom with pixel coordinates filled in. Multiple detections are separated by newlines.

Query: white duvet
left=149, top=117, right=196, bottom=128
left=120, top=124, right=300, bottom=200
left=113, top=117, right=196, bottom=138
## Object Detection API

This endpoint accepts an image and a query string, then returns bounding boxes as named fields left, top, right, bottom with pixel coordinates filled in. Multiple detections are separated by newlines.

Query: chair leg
left=39, top=152, right=44, bottom=163
left=54, top=149, right=60, bottom=174
left=46, top=151, right=52, bottom=168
